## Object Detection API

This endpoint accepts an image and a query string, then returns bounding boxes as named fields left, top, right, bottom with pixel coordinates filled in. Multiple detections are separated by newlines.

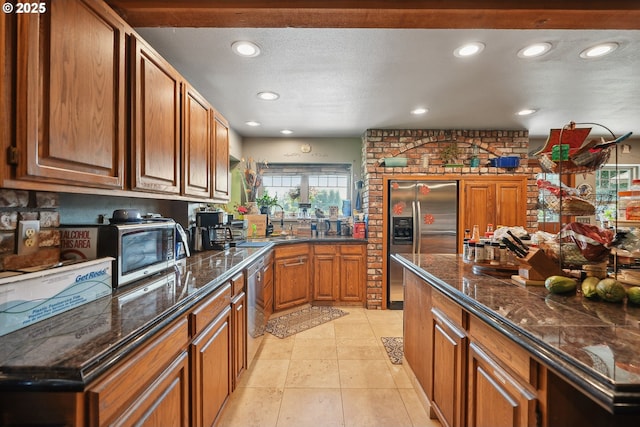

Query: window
left=595, top=165, right=637, bottom=222
left=259, top=163, right=352, bottom=216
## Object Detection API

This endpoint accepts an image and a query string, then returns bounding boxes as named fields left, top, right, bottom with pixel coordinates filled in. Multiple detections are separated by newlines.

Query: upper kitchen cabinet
left=182, top=84, right=212, bottom=199
left=460, top=177, right=527, bottom=245
left=130, top=34, right=181, bottom=195
left=212, top=110, right=230, bottom=201
left=12, top=0, right=126, bottom=188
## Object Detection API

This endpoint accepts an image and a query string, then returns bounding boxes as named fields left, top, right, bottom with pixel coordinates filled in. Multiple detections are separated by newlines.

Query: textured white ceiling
left=136, top=27, right=640, bottom=140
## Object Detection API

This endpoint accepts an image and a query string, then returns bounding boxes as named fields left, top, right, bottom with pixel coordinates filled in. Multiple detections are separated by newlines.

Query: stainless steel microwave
left=96, top=220, right=176, bottom=288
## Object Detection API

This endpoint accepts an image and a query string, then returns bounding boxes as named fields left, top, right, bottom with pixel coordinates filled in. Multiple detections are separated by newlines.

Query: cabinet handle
left=284, top=261, right=305, bottom=267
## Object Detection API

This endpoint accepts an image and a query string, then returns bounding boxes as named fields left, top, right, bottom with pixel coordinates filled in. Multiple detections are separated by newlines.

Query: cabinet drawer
left=190, top=283, right=231, bottom=337
left=275, top=243, right=309, bottom=259
left=432, top=289, right=464, bottom=327
left=469, top=315, right=532, bottom=383
left=87, top=318, right=189, bottom=426
left=313, top=244, right=338, bottom=254
left=339, top=244, right=365, bottom=255
left=231, top=272, right=245, bottom=296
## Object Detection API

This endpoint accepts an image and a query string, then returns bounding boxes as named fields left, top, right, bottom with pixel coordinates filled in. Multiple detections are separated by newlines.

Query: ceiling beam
left=105, top=0, right=640, bottom=29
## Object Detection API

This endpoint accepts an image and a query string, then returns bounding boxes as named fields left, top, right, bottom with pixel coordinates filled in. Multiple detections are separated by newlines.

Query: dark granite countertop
left=0, top=245, right=274, bottom=391
left=392, top=253, right=640, bottom=414
left=0, top=236, right=366, bottom=392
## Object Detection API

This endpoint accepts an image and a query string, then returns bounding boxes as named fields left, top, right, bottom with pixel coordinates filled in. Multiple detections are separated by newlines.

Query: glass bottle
left=471, top=225, right=481, bottom=242
left=475, top=242, right=485, bottom=262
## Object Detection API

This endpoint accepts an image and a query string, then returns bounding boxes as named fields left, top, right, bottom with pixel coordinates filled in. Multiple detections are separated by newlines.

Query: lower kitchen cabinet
left=230, top=272, right=247, bottom=390
left=312, top=243, right=366, bottom=304
left=468, top=342, right=536, bottom=427
left=403, top=269, right=433, bottom=403
left=87, top=318, right=190, bottom=427
left=403, top=270, right=539, bottom=427
left=189, top=283, right=232, bottom=427
left=431, top=305, right=467, bottom=427
left=274, top=243, right=310, bottom=311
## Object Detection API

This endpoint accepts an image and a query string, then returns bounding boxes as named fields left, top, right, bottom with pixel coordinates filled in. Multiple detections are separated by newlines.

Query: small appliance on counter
left=61, top=209, right=179, bottom=289
left=192, top=211, right=234, bottom=251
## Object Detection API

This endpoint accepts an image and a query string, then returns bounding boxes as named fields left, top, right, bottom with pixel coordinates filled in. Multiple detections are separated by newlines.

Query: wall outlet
left=17, top=220, right=40, bottom=255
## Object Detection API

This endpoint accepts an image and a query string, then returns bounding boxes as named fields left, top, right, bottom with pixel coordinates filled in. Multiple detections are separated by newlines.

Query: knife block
left=517, top=247, right=562, bottom=280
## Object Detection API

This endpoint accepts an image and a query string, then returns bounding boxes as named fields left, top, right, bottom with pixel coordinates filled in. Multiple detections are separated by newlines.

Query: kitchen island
left=393, top=253, right=640, bottom=427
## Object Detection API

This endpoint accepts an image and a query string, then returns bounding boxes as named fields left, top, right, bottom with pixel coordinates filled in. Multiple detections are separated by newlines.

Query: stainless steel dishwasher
left=246, top=256, right=265, bottom=368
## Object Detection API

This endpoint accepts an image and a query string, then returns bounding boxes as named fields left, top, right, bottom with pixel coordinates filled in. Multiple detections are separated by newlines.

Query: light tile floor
left=217, top=307, right=441, bottom=427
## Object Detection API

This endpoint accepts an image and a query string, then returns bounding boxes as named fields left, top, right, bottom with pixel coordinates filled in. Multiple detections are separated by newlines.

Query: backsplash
left=0, top=190, right=61, bottom=270
left=360, top=128, right=542, bottom=309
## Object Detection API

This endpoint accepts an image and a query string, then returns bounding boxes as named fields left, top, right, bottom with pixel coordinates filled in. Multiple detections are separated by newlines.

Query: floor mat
left=265, top=306, right=349, bottom=339
left=381, top=336, right=404, bottom=365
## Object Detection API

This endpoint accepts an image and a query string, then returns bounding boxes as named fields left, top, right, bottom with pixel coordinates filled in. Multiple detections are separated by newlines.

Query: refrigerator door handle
left=411, top=200, right=416, bottom=254
left=415, top=199, right=422, bottom=254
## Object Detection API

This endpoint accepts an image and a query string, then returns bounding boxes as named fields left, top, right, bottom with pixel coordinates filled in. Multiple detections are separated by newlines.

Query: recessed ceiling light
left=516, top=109, right=537, bottom=116
left=231, top=41, right=261, bottom=57
left=580, top=42, right=619, bottom=59
left=411, top=108, right=428, bottom=115
left=280, top=129, right=293, bottom=135
left=454, top=42, right=485, bottom=58
left=257, top=91, right=279, bottom=101
left=245, top=121, right=261, bottom=127
left=517, top=42, right=552, bottom=58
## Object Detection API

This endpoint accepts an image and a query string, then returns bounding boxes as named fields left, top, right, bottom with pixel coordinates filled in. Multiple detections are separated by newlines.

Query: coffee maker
left=192, top=211, right=233, bottom=251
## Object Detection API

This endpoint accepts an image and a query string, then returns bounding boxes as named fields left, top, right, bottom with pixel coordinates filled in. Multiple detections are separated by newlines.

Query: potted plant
left=256, top=191, right=278, bottom=214
left=440, top=142, right=462, bottom=167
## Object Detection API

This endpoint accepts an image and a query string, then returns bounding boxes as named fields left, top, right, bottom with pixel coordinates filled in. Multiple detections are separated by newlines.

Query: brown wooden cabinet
left=130, top=34, right=181, bottom=195
left=230, top=272, right=247, bottom=390
left=274, top=243, right=310, bottom=311
left=460, top=177, right=527, bottom=248
left=468, top=342, right=536, bottom=427
left=189, top=283, right=232, bottom=427
left=339, top=244, right=366, bottom=303
left=312, top=245, right=339, bottom=302
left=403, top=267, right=541, bottom=427
left=312, top=243, right=366, bottom=304
left=212, top=110, right=230, bottom=201
left=182, top=83, right=212, bottom=198
left=431, top=296, right=467, bottom=427
left=13, top=0, right=126, bottom=188
left=86, top=318, right=190, bottom=427
left=403, top=269, right=433, bottom=403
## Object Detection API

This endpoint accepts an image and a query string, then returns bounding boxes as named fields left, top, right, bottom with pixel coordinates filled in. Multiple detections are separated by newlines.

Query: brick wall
left=361, top=129, right=542, bottom=309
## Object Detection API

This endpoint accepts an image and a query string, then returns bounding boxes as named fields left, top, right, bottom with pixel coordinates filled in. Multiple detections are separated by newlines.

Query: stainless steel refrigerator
left=387, top=180, right=458, bottom=309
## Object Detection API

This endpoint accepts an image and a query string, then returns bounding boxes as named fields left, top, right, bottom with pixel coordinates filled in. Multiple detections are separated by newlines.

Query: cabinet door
left=468, top=342, right=536, bottom=427
left=339, top=246, right=365, bottom=303
left=190, top=306, right=232, bottom=427
left=431, top=308, right=467, bottom=427
left=182, top=84, right=211, bottom=198
left=112, top=352, right=190, bottom=427
left=14, top=0, right=125, bottom=188
left=403, top=270, right=433, bottom=401
left=274, top=255, right=310, bottom=311
left=496, top=181, right=526, bottom=228
left=131, top=35, right=181, bottom=194
left=313, top=252, right=339, bottom=302
left=87, top=318, right=189, bottom=427
left=231, top=291, right=247, bottom=390
left=212, top=111, right=230, bottom=201
left=462, top=181, right=494, bottom=235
